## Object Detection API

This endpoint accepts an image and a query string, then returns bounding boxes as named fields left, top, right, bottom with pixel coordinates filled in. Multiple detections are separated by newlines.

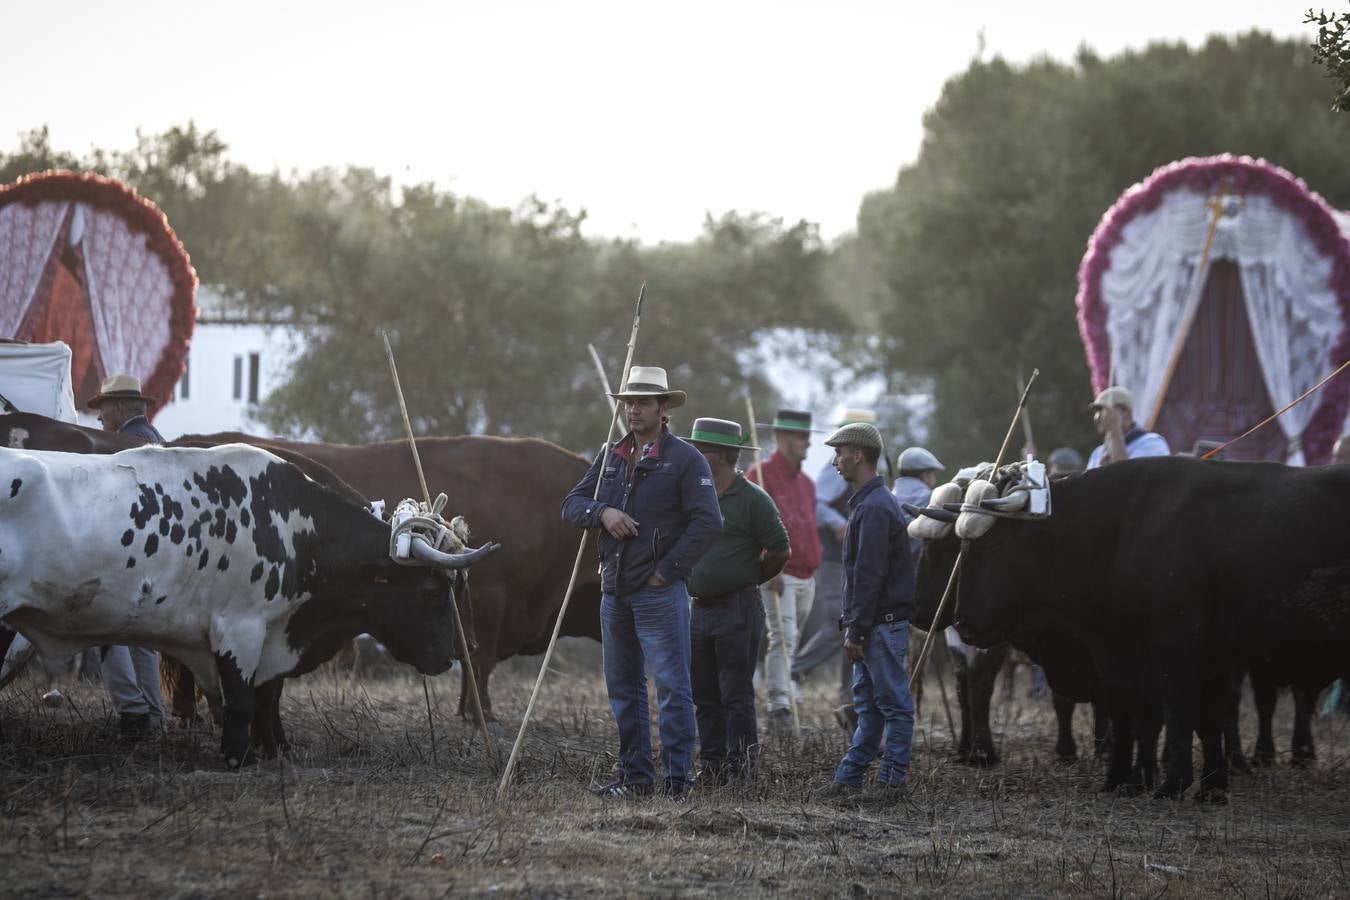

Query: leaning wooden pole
left=497, top=284, right=645, bottom=801
left=382, top=332, right=495, bottom=768
left=911, top=368, right=1039, bottom=682
left=744, top=393, right=800, bottom=734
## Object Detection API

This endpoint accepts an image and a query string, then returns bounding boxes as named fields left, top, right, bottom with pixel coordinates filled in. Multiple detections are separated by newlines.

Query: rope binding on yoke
left=388, top=494, right=471, bottom=565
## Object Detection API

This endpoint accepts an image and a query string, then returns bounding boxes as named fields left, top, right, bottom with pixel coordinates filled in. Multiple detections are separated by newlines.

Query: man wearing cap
left=1087, top=386, right=1170, bottom=469
left=562, top=366, right=722, bottom=800
left=746, top=409, right=822, bottom=734
left=798, top=409, right=876, bottom=728
left=821, top=419, right=916, bottom=801
left=891, top=446, right=944, bottom=517
left=685, top=418, right=790, bottom=784
left=88, top=374, right=166, bottom=740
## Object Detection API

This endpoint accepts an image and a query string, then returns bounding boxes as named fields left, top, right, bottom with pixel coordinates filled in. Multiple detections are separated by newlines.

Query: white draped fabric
left=0, top=200, right=68, bottom=336
left=79, top=202, right=177, bottom=384
left=1101, top=190, right=1345, bottom=462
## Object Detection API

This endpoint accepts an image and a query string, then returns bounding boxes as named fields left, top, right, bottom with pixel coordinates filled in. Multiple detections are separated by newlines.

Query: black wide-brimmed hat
left=687, top=417, right=758, bottom=451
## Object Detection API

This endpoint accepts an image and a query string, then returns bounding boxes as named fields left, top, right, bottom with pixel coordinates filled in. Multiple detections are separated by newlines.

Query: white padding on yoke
left=907, top=481, right=963, bottom=540
left=956, top=480, right=999, bottom=540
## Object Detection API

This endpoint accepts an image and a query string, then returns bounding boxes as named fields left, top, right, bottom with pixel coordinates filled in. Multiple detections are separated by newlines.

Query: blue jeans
left=834, top=620, right=915, bottom=787
left=601, top=581, right=696, bottom=788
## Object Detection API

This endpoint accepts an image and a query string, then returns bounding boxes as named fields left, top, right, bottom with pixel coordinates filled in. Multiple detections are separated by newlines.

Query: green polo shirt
left=687, top=473, right=790, bottom=599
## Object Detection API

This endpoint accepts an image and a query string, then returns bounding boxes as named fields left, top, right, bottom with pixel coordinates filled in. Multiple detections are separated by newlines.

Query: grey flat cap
left=824, top=422, right=884, bottom=452
left=898, top=446, right=944, bottom=473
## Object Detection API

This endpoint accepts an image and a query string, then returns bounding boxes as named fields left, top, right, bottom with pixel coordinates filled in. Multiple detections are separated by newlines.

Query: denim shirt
left=840, top=475, right=915, bottom=644
left=562, top=426, right=723, bottom=597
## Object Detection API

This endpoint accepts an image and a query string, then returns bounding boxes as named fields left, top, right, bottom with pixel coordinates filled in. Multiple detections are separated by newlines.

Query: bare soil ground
left=2, top=643, right=1348, bottom=898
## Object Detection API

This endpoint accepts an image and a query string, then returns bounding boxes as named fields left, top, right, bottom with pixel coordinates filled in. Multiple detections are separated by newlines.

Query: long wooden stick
left=497, top=284, right=645, bottom=801
left=911, top=369, right=1038, bottom=682
left=744, top=393, right=799, bottom=734
left=382, top=332, right=495, bottom=767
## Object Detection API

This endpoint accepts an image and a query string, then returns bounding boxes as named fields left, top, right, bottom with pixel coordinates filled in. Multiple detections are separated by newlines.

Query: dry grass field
left=2, top=642, right=1348, bottom=898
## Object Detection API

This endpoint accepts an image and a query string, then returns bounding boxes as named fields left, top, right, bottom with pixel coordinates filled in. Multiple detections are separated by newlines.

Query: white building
left=152, top=287, right=305, bottom=440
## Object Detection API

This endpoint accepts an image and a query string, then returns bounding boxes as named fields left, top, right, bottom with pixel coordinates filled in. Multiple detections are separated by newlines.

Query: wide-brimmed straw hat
left=87, top=373, right=157, bottom=410
left=837, top=408, right=877, bottom=426
left=687, top=417, right=758, bottom=451
left=609, top=365, right=687, bottom=409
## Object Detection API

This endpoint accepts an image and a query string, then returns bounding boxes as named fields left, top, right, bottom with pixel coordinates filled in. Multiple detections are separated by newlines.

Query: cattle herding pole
left=911, top=368, right=1039, bottom=683
left=381, top=332, right=496, bottom=768
left=743, top=393, right=801, bottom=735
left=497, top=284, right=646, bottom=801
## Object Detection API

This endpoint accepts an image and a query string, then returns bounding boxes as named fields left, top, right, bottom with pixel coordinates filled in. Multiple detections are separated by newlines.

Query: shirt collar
left=119, top=415, right=150, bottom=433
left=847, top=475, right=887, bottom=508
left=768, top=448, right=801, bottom=475
left=612, top=425, right=668, bottom=463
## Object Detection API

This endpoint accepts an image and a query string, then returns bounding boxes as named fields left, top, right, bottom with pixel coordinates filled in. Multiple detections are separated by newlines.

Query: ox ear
left=906, top=481, right=963, bottom=540
left=956, top=480, right=999, bottom=540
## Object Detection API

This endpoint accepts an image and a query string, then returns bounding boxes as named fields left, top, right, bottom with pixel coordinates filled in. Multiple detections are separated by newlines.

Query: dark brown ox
left=181, top=431, right=603, bottom=720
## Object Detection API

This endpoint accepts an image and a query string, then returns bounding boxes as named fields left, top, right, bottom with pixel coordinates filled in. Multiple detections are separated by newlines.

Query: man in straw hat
left=746, top=408, right=822, bottom=737
left=685, top=417, right=790, bottom=785
left=819, top=418, right=916, bottom=802
left=1086, top=385, right=1169, bottom=469
left=563, top=366, right=722, bottom=800
left=87, top=373, right=166, bottom=739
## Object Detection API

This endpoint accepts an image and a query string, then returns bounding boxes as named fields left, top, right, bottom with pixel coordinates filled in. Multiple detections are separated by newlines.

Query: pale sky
left=5, top=1, right=1313, bottom=244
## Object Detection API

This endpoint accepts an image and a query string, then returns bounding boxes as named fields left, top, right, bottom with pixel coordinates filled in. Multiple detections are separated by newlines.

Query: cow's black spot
left=155, top=595, right=167, bottom=605
left=126, top=557, right=136, bottom=569
left=169, top=523, right=185, bottom=545
left=154, top=482, right=164, bottom=495
left=162, top=496, right=184, bottom=521
left=186, top=545, right=194, bottom=557
left=182, top=480, right=192, bottom=492
left=240, top=509, right=250, bottom=527
left=121, top=529, right=134, bottom=547
left=140, top=580, right=152, bottom=595
left=198, top=548, right=210, bottom=571
left=217, top=555, right=230, bottom=572
left=159, top=517, right=171, bottom=536
left=144, top=534, right=159, bottom=556
left=187, top=519, right=203, bottom=542
left=191, top=497, right=200, bottom=509
left=210, top=509, right=227, bottom=539
left=129, top=484, right=159, bottom=528
left=8, top=478, right=19, bottom=498
left=193, top=465, right=248, bottom=509
left=250, top=561, right=264, bottom=583
left=264, top=566, right=280, bottom=601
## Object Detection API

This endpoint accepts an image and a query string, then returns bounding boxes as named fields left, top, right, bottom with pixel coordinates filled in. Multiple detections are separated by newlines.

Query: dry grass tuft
left=2, top=646, right=1348, bottom=897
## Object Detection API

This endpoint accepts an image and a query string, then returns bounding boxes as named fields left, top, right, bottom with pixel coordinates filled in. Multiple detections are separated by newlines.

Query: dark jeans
left=691, top=586, right=766, bottom=778
left=601, top=581, right=696, bottom=789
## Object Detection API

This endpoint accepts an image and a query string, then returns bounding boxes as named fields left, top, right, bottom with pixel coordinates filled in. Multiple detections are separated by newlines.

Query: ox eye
left=373, top=576, right=390, bottom=584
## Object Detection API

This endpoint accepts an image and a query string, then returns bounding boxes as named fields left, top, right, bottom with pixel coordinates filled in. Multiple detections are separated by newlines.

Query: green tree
left=1307, top=6, right=1350, bottom=111
left=860, top=33, right=1350, bottom=467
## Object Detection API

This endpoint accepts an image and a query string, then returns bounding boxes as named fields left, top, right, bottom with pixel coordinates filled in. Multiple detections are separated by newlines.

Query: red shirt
left=747, top=449, right=823, bottom=577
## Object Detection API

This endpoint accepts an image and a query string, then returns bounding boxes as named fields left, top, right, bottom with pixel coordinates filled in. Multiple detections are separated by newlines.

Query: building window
left=178, top=358, right=190, bottom=401
left=248, top=352, right=261, bottom=405
left=232, top=355, right=243, bottom=400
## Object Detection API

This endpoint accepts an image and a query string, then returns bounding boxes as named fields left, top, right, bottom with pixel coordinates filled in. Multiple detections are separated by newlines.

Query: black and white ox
left=907, top=456, right=1350, bottom=801
left=0, top=444, right=500, bottom=767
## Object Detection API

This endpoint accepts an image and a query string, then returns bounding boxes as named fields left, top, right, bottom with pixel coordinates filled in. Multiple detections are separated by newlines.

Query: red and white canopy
left=0, top=171, right=196, bottom=417
left=1076, top=156, right=1350, bottom=464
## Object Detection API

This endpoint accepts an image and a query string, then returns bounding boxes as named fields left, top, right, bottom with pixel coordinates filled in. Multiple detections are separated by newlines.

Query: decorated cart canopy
left=1076, top=155, right=1350, bottom=464
left=0, top=171, right=196, bottom=418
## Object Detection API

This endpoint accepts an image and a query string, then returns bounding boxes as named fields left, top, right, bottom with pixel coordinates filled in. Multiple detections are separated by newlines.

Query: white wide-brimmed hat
left=609, top=366, right=687, bottom=409
left=87, top=373, right=157, bottom=410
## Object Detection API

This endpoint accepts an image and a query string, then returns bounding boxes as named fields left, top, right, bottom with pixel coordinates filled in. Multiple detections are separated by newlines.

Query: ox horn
left=410, top=536, right=503, bottom=569
left=979, top=491, right=1029, bottom=512
left=902, top=502, right=959, bottom=524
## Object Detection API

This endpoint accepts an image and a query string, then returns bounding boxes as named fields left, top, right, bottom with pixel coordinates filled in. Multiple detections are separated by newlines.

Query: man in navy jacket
left=821, top=420, right=916, bottom=802
left=563, top=366, right=721, bottom=799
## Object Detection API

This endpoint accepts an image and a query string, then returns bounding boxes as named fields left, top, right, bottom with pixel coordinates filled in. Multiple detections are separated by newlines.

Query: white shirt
left=1086, top=427, right=1170, bottom=470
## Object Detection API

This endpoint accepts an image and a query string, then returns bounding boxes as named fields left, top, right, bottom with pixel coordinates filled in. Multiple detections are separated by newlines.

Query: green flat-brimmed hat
left=769, top=408, right=813, bottom=433
left=687, top=417, right=758, bottom=451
